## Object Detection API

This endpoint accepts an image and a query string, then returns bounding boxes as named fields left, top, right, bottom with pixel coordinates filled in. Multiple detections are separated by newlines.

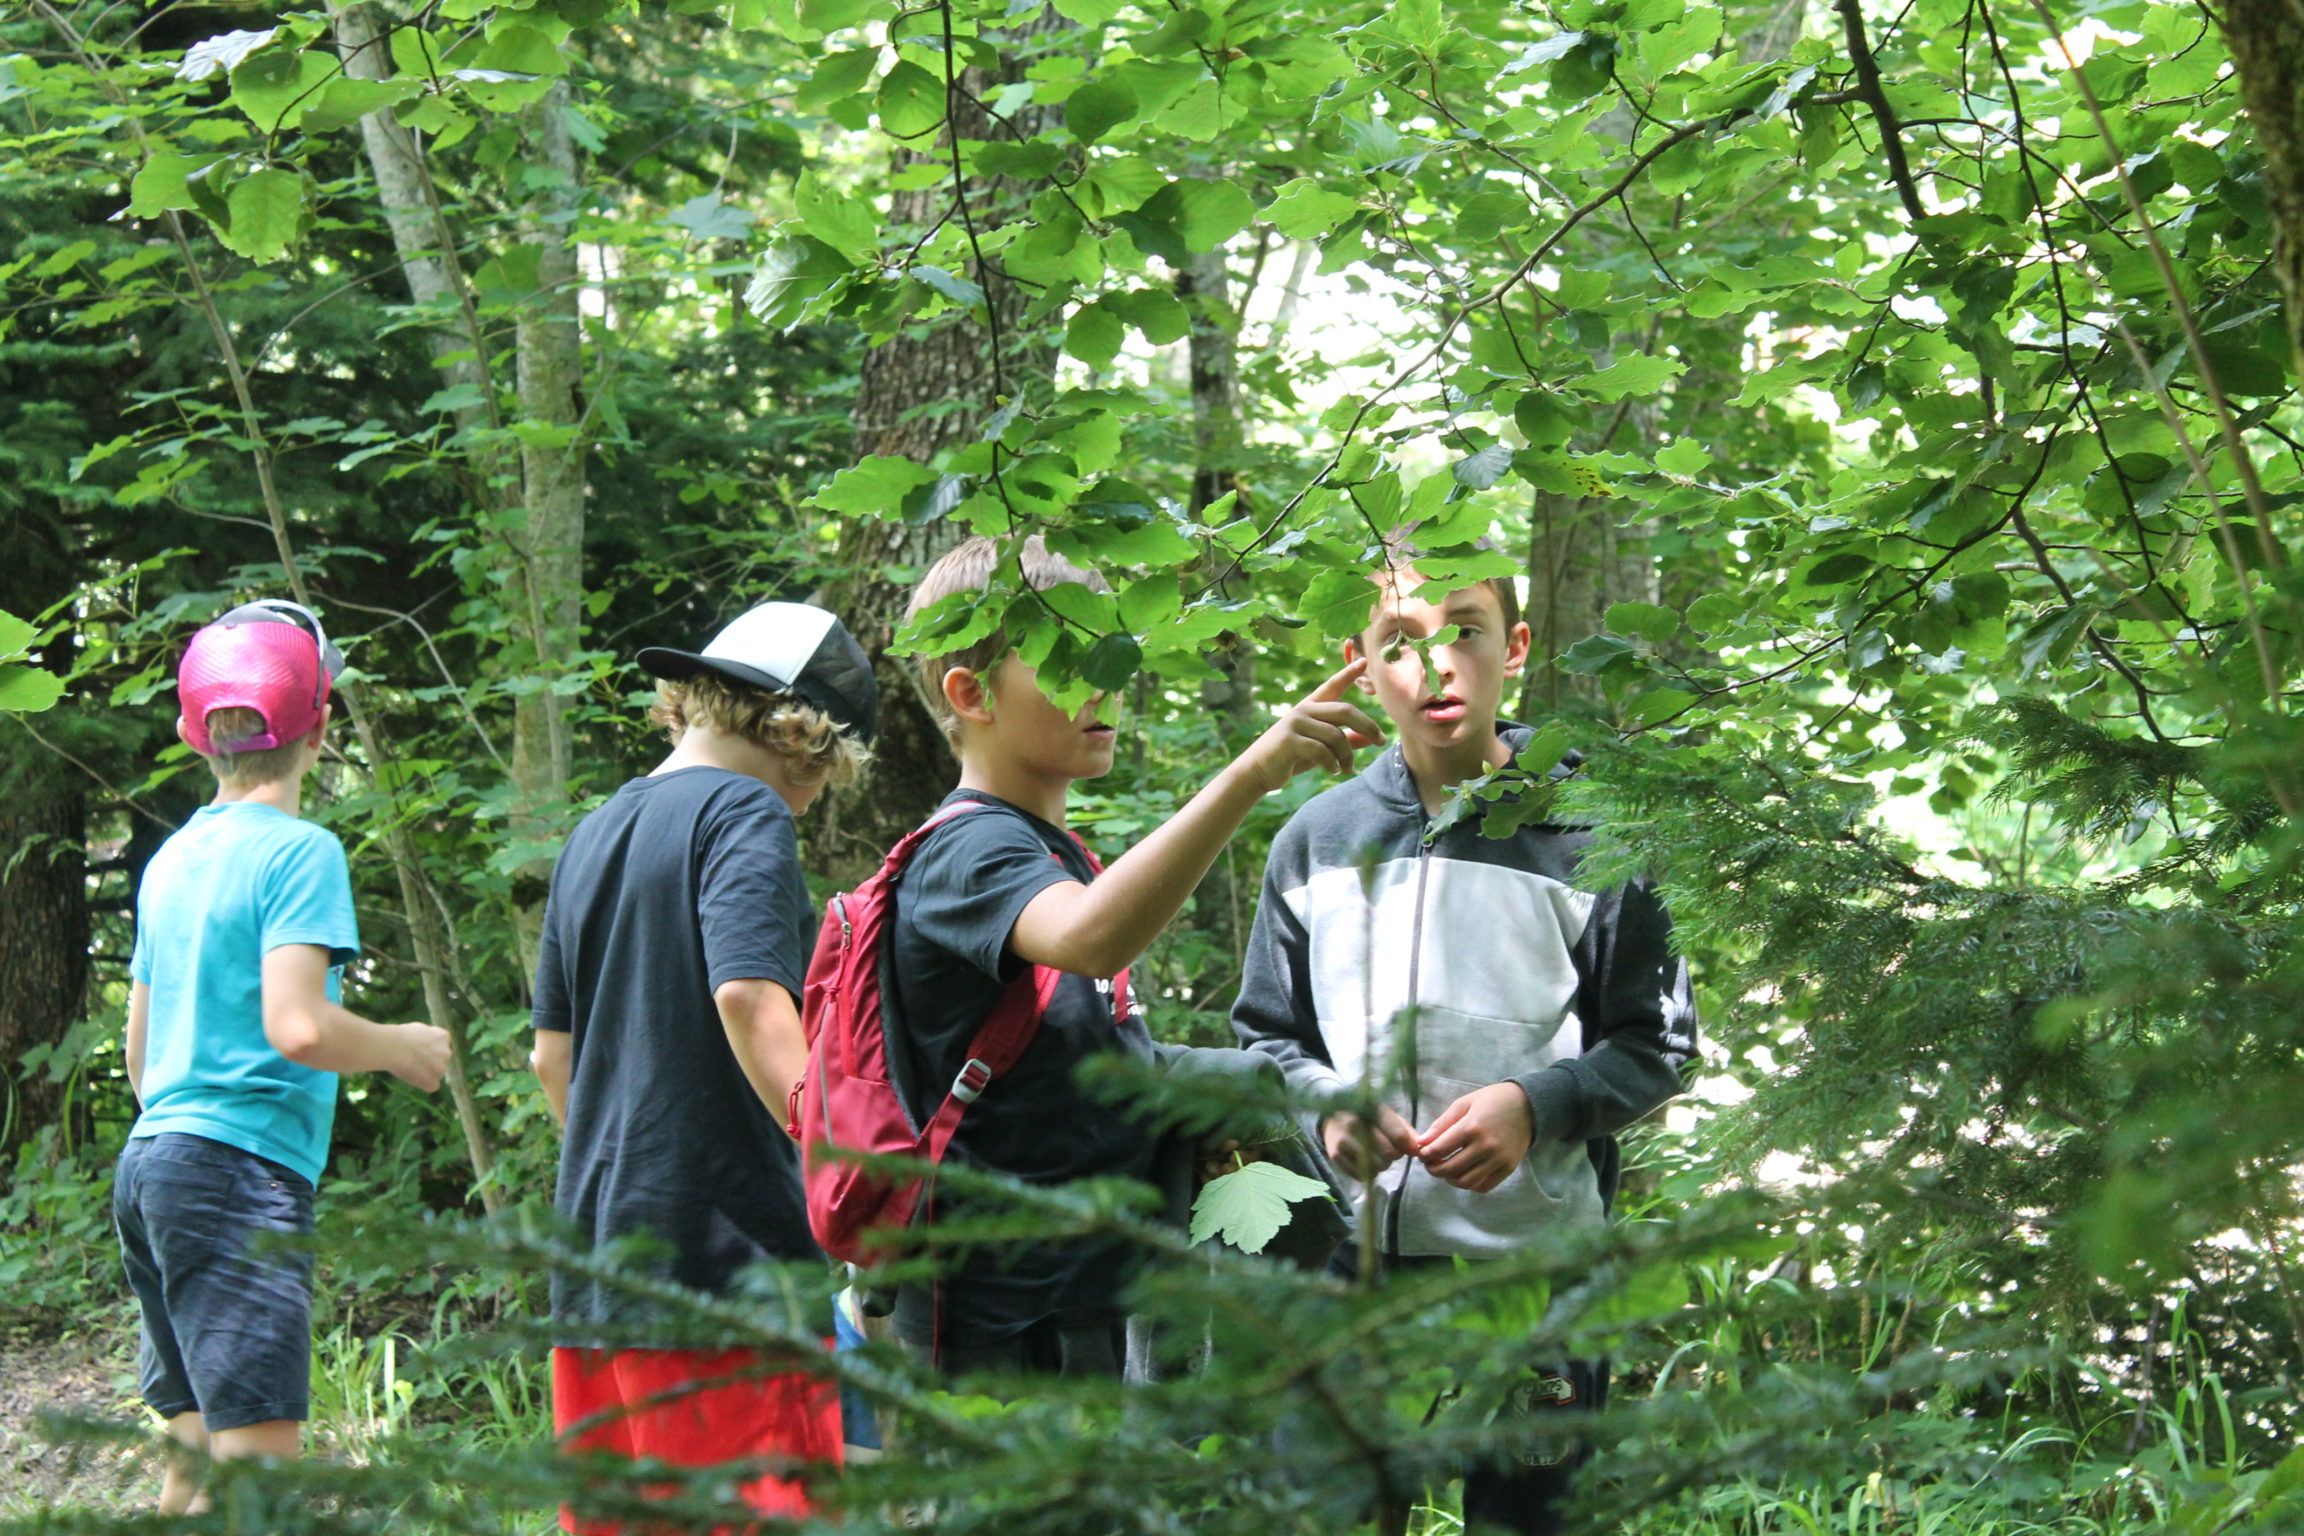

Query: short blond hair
left=649, top=671, right=867, bottom=789
left=198, top=707, right=308, bottom=787
left=904, top=535, right=1109, bottom=745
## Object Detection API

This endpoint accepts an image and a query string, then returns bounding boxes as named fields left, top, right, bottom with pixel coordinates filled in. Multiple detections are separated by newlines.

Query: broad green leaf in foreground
left=1190, top=1160, right=1334, bottom=1253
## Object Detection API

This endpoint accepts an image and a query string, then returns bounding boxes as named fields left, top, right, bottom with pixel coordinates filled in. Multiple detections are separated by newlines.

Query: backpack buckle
left=951, top=1058, right=993, bottom=1104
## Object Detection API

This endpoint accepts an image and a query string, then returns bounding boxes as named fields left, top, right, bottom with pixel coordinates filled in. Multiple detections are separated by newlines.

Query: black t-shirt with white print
left=887, top=789, right=1158, bottom=1348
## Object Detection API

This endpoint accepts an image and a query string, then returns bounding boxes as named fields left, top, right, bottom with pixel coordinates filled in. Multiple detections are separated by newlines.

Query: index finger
left=1306, top=655, right=1369, bottom=703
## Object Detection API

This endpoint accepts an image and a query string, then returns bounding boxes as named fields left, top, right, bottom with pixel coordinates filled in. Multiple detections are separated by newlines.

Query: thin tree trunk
left=2221, top=0, right=2304, bottom=377
left=810, top=8, right=1066, bottom=885
left=1179, top=243, right=1255, bottom=965
left=506, top=81, right=587, bottom=968
left=1517, top=489, right=1659, bottom=718
left=328, top=1, right=495, bottom=448
left=0, top=772, right=86, bottom=1152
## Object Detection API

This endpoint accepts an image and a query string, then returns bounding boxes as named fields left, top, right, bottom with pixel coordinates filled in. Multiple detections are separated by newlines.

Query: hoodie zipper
left=1386, top=822, right=1435, bottom=1258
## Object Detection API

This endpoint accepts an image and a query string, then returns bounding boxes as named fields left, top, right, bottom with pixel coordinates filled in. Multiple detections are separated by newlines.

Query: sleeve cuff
left=1514, top=1067, right=1584, bottom=1144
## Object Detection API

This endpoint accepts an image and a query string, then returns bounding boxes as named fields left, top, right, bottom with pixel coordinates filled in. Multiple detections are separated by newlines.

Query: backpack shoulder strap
left=918, top=963, right=1063, bottom=1165
left=881, top=797, right=994, bottom=879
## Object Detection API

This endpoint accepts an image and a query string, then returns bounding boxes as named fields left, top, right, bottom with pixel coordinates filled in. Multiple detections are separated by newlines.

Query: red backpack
left=789, top=801, right=1129, bottom=1266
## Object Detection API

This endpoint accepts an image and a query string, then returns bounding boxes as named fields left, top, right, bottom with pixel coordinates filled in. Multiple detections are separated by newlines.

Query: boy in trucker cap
left=529, top=601, right=876, bottom=1531
left=119, top=600, right=450, bottom=1512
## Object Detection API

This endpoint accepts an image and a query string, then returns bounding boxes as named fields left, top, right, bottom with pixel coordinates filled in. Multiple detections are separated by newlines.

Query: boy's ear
left=942, top=666, right=994, bottom=725
left=175, top=716, right=197, bottom=751
left=1501, top=621, right=1533, bottom=678
left=303, top=702, right=332, bottom=750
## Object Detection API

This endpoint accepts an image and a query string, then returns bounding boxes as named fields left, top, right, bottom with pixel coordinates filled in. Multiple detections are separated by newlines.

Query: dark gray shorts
left=114, top=1133, right=315, bottom=1431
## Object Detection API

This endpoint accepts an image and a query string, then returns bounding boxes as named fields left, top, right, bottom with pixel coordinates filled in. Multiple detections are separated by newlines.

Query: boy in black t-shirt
left=529, top=602, right=875, bottom=1532
left=889, top=537, right=1386, bottom=1375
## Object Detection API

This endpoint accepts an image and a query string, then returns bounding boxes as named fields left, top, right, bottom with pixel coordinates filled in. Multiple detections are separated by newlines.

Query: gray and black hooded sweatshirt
left=1230, top=727, right=1698, bottom=1260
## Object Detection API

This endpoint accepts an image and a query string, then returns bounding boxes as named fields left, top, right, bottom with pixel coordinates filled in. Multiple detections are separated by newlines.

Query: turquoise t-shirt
left=129, top=802, right=361, bottom=1185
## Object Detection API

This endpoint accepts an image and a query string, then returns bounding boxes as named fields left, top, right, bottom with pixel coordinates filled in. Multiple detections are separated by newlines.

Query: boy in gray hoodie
left=1231, top=555, right=1697, bottom=1535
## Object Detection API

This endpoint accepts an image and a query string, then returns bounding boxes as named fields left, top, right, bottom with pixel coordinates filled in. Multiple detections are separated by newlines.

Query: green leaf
left=1080, top=632, right=1142, bottom=691
left=218, top=168, right=310, bottom=264
left=1189, top=1160, right=1333, bottom=1254
left=419, top=382, right=489, bottom=415
left=0, top=610, right=36, bottom=660
left=474, top=23, right=567, bottom=75
left=914, top=264, right=987, bottom=310
left=1393, top=0, right=1447, bottom=51
left=1452, top=444, right=1514, bottom=491
left=1514, top=391, right=1577, bottom=448
left=299, top=76, right=417, bottom=132
left=877, top=60, right=946, bottom=139
left=229, top=50, right=337, bottom=134
left=815, top=455, right=938, bottom=516
left=798, top=0, right=878, bottom=30
left=178, top=28, right=279, bottom=82
left=1558, top=633, right=1637, bottom=674
left=1066, top=76, right=1138, bottom=143
left=796, top=48, right=879, bottom=111
left=1107, top=288, right=1190, bottom=345
left=1303, top=567, right=1377, bottom=640
left=794, top=173, right=875, bottom=255
left=1263, top=178, right=1362, bottom=239
left=1573, top=353, right=1685, bottom=402
left=0, top=664, right=65, bottom=714
left=1141, top=178, right=1256, bottom=254
left=1654, top=439, right=1710, bottom=475
left=743, top=235, right=853, bottom=331
left=1606, top=601, right=1680, bottom=643
left=668, top=193, right=756, bottom=242
left=129, top=155, right=216, bottom=218
left=1066, top=302, right=1126, bottom=370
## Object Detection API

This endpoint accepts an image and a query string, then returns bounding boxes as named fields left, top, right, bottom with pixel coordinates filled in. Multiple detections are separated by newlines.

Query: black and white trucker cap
left=637, top=602, right=878, bottom=744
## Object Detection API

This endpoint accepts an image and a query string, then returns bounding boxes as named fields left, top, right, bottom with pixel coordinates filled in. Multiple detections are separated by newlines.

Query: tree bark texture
left=1517, top=489, right=1660, bottom=718
left=0, top=484, right=90, bottom=1151
left=505, top=81, right=588, bottom=967
left=0, top=767, right=87, bottom=1151
left=2221, top=0, right=2304, bottom=377
left=810, top=8, right=1067, bottom=885
left=1178, top=244, right=1256, bottom=966
left=329, top=1, right=496, bottom=450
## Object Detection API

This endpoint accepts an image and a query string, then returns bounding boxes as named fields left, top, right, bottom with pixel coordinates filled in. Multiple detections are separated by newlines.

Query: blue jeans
left=114, top=1133, right=315, bottom=1430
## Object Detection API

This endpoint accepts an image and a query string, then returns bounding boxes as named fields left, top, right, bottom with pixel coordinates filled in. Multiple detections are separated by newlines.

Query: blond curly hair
left=649, top=671, right=868, bottom=789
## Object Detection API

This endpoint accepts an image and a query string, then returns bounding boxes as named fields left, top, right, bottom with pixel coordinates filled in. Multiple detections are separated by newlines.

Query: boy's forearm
left=1012, top=761, right=1265, bottom=975
left=531, top=1031, right=571, bottom=1125
left=269, top=998, right=418, bottom=1076
left=715, top=979, right=808, bottom=1135
left=125, top=983, right=150, bottom=1106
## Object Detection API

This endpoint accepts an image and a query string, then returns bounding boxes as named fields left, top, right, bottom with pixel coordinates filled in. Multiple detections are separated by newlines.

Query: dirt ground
left=0, top=1321, right=153, bottom=1516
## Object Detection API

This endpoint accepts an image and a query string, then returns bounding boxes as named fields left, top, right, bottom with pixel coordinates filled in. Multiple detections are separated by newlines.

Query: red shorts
left=553, top=1345, right=842, bottom=1535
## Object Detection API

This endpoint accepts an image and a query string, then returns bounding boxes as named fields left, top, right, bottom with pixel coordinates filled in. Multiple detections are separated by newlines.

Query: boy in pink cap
left=118, top=600, right=450, bottom=1512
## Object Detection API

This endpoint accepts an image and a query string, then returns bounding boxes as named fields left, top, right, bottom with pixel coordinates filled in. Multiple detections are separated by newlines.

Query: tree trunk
left=329, top=1, right=496, bottom=448
left=0, top=501, right=89, bottom=1152
left=1517, top=489, right=1660, bottom=718
left=808, top=8, right=1066, bottom=885
left=506, top=81, right=587, bottom=966
left=0, top=768, right=87, bottom=1152
left=1179, top=243, right=1256, bottom=970
left=2221, top=0, right=2304, bottom=377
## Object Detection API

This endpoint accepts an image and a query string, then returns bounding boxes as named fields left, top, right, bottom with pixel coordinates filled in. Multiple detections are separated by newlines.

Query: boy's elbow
left=264, top=1007, right=324, bottom=1065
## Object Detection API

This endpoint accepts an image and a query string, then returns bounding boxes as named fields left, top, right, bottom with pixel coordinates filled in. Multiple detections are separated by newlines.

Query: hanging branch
left=1834, top=0, right=1930, bottom=221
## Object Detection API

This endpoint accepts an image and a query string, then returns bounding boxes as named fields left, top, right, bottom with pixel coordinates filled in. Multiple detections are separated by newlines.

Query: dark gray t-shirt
left=888, top=791, right=1158, bottom=1348
left=532, top=767, right=817, bottom=1344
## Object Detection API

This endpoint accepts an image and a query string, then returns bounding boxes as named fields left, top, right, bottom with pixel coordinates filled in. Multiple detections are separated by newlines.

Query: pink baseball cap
left=177, top=601, right=344, bottom=754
